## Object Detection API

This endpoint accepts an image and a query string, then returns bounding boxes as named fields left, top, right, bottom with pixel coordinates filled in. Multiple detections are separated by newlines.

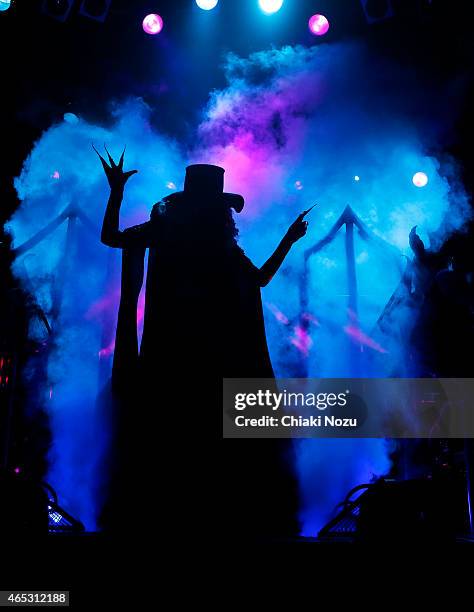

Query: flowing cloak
left=105, top=205, right=297, bottom=540
left=118, top=212, right=274, bottom=384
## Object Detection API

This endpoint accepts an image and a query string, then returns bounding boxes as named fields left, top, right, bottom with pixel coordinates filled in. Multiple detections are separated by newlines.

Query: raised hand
left=93, top=144, right=138, bottom=191
left=285, top=212, right=309, bottom=244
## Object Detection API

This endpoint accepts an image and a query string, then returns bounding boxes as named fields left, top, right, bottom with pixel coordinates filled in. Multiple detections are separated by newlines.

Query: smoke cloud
left=195, top=42, right=470, bottom=534
left=8, top=42, right=471, bottom=533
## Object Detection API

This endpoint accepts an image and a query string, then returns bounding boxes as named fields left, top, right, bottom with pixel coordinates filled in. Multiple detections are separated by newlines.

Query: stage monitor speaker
left=0, top=472, right=49, bottom=535
left=356, top=479, right=456, bottom=542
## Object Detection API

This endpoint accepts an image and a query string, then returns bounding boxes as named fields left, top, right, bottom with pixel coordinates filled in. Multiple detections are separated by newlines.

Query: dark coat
left=117, top=198, right=274, bottom=384
left=104, top=197, right=297, bottom=539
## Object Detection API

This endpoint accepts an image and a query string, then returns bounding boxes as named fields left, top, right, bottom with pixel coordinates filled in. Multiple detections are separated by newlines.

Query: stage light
left=0, top=1, right=11, bottom=12
left=309, top=14, right=330, bottom=36
left=360, top=0, right=394, bottom=24
left=258, top=0, right=284, bottom=15
left=79, top=0, right=112, bottom=23
left=142, top=13, right=163, bottom=35
left=196, top=0, right=218, bottom=10
left=63, top=112, right=79, bottom=124
left=413, top=172, right=428, bottom=187
left=354, top=175, right=360, bottom=182
left=42, top=0, right=75, bottom=22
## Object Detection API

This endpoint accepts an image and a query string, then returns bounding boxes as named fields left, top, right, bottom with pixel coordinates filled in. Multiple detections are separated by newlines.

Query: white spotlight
left=196, top=0, right=219, bottom=10
left=258, top=0, right=284, bottom=15
left=412, top=172, right=428, bottom=188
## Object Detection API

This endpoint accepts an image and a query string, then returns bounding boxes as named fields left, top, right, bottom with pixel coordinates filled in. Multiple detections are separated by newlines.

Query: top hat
left=183, top=164, right=244, bottom=213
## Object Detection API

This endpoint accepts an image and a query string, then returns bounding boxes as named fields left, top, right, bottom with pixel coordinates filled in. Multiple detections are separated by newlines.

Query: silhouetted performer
left=96, top=148, right=307, bottom=384
left=96, top=147, right=308, bottom=538
left=411, top=234, right=474, bottom=377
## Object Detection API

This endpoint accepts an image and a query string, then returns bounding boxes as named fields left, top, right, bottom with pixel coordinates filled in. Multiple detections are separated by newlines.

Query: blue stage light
left=196, top=0, right=218, bottom=10
left=63, top=113, right=79, bottom=125
left=258, top=0, right=284, bottom=15
left=0, top=0, right=11, bottom=12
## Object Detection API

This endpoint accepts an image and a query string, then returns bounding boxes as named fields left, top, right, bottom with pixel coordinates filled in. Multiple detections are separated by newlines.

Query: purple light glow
left=309, top=14, right=330, bottom=36
left=142, top=14, right=163, bottom=35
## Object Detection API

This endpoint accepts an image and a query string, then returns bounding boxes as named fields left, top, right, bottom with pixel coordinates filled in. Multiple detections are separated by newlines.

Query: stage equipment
left=318, top=479, right=457, bottom=542
left=360, top=0, right=394, bottom=24
left=0, top=1, right=11, bottom=12
left=63, top=112, right=79, bottom=124
left=0, top=472, right=49, bottom=534
left=196, top=0, right=218, bottom=10
left=413, top=171, right=428, bottom=187
left=142, top=13, right=163, bottom=35
left=0, top=353, right=16, bottom=469
left=42, top=0, right=74, bottom=22
left=308, top=14, right=330, bottom=36
left=79, top=0, right=112, bottom=23
left=300, top=205, right=403, bottom=375
left=42, top=482, right=85, bottom=533
left=258, top=0, right=283, bottom=15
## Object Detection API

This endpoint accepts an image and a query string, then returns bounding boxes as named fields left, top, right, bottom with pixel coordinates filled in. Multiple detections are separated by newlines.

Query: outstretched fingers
left=92, top=143, right=110, bottom=172
left=93, top=143, right=137, bottom=186
left=118, top=146, right=126, bottom=170
left=104, top=143, right=117, bottom=167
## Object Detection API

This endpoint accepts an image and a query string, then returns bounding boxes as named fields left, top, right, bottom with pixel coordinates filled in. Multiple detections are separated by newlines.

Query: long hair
left=150, top=193, right=241, bottom=253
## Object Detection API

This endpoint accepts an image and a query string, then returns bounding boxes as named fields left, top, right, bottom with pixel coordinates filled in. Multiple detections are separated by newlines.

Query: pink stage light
left=266, top=302, right=290, bottom=325
left=308, top=14, right=330, bottom=36
left=99, top=341, right=115, bottom=359
left=142, top=13, right=163, bottom=35
left=290, top=325, right=313, bottom=357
